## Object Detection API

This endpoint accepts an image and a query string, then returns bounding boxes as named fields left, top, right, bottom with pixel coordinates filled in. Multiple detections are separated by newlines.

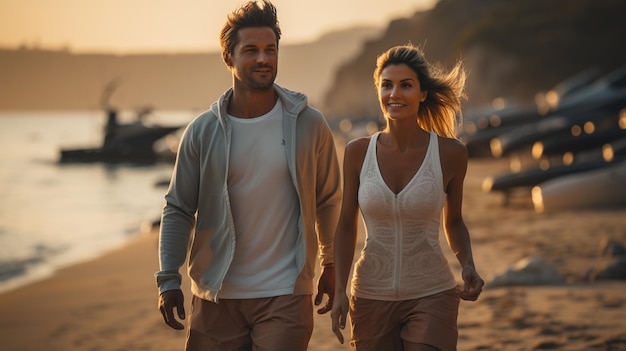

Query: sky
left=0, top=0, right=437, bottom=54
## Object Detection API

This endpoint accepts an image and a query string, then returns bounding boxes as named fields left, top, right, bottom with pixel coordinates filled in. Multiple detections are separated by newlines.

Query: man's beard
left=245, top=65, right=276, bottom=90
left=246, top=76, right=275, bottom=90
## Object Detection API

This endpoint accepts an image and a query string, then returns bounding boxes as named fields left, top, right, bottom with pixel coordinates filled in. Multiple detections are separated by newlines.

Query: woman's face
left=378, top=63, right=427, bottom=122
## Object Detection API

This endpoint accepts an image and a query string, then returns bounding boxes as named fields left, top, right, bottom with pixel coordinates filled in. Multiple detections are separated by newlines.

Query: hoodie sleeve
left=155, top=121, right=200, bottom=294
left=314, top=116, right=342, bottom=267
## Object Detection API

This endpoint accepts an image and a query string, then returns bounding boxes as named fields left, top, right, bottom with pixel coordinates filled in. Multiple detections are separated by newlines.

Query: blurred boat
left=551, top=66, right=626, bottom=114
left=560, top=136, right=626, bottom=165
left=460, top=104, right=540, bottom=158
left=59, top=78, right=184, bottom=164
left=461, top=66, right=626, bottom=158
left=482, top=157, right=624, bottom=194
left=59, top=108, right=182, bottom=164
left=493, top=111, right=624, bottom=159
left=532, top=127, right=626, bottom=160
left=475, top=66, right=626, bottom=208
left=461, top=124, right=518, bottom=158
left=531, top=161, right=626, bottom=213
left=483, top=135, right=626, bottom=203
left=534, top=67, right=603, bottom=115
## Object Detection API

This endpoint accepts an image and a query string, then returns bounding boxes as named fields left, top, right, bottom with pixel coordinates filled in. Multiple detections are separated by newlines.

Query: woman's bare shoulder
left=343, top=136, right=372, bottom=168
left=345, top=136, right=371, bottom=152
left=437, top=135, right=468, bottom=160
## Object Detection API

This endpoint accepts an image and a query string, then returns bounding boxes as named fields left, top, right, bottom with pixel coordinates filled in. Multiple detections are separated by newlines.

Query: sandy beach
left=0, top=142, right=625, bottom=350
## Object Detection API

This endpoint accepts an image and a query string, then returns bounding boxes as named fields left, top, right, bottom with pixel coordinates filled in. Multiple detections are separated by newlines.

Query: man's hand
left=314, top=264, right=335, bottom=314
left=158, top=289, right=186, bottom=330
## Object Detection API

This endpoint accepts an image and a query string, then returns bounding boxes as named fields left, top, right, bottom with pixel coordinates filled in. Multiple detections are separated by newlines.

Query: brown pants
left=350, top=289, right=460, bottom=351
left=186, top=294, right=313, bottom=351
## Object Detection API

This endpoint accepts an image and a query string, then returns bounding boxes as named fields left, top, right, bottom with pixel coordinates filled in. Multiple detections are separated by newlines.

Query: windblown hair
left=219, top=0, right=281, bottom=67
left=373, top=44, right=466, bottom=138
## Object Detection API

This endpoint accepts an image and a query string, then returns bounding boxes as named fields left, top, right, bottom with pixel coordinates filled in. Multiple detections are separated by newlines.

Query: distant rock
left=324, top=0, right=626, bottom=120
left=488, top=256, right=565, bottom=287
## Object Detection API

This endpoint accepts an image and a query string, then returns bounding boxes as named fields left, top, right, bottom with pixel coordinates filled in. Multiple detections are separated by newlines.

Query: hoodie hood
left=210, top=84, right=309, bottom=129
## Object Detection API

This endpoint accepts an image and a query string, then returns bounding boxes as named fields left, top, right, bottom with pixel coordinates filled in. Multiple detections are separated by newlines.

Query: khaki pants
left=350, top=289, right=460, bottom=351
left=186, top=294, right=313, bottom=351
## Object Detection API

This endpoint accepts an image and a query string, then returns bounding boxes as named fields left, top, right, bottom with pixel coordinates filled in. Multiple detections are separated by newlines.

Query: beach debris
left=488, top=256, right=565, bottom=287
left=533, top=340, right=563, bottom=350
left=589, top=257, right=626, bottom=281
left=600, top=237, right=626, bottom=257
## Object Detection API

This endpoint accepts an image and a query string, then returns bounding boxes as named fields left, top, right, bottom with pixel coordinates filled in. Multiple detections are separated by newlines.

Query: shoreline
left=0, top=221, right=158, bottom=296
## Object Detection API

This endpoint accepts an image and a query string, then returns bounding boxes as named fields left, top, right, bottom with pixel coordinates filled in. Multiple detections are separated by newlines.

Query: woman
left=331, top=44, right=484, bottom=351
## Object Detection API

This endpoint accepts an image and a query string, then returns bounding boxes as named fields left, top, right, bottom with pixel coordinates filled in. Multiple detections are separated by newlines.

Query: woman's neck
left=382, top=121, right=427, bottom=151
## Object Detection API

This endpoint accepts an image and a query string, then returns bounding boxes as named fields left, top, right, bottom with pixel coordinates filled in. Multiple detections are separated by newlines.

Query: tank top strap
left=426, top=131, right=443, bottom=186
left=360, top=132, right=381, bottom=181
left=428, top=132, right=438, bottom=154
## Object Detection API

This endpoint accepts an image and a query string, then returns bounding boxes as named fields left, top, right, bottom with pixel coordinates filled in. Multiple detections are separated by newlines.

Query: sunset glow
left=0, top=0, right=436, bottom=53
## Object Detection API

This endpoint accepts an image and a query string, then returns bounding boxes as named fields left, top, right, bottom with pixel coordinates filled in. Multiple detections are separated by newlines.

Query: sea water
left=0, top=110, right=195, bottom=293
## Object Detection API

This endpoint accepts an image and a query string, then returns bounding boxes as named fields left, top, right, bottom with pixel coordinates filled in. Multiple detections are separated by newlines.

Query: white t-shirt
left=220, top=100, right=300, bottom=298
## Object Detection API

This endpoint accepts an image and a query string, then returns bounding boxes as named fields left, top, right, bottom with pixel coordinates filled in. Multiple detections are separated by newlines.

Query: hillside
left=0, top=26, right=381, bottom=112
left=4, top=0, right=625, bottom=121
left=324, top=0, right=626, bottom=120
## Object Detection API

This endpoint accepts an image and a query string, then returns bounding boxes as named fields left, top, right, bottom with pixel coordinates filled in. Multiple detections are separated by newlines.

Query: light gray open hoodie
left=155, top=84, right=342, bottom=302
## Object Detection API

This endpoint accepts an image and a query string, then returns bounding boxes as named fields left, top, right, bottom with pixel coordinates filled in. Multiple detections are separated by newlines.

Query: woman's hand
left=459, top=266, right=484, bottom=301
left=330, top=292, right=350, bottom=344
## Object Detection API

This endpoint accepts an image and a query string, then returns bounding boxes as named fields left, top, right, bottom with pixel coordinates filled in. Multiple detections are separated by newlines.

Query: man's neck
left=228, top=87, right=278, bottom=119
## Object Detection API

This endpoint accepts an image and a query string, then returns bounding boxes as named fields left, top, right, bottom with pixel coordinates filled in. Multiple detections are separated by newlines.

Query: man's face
left=227, top=26, right=278, bottom=91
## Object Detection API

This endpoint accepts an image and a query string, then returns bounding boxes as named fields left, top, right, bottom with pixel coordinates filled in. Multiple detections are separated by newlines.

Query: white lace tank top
left=352, top=132, right=457, bottom=301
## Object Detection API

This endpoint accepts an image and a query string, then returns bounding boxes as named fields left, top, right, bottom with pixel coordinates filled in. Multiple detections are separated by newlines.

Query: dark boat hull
left=59, top=126, right=181, bottom=164
left=60, top=147, right=160, bottom=164
left=483, top=157, right=626, bottom=192
left=532, top=161, right=626, bottom=212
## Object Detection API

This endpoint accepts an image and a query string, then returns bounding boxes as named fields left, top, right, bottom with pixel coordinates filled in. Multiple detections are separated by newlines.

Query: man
left=155, top=1, right=342, bottom=350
